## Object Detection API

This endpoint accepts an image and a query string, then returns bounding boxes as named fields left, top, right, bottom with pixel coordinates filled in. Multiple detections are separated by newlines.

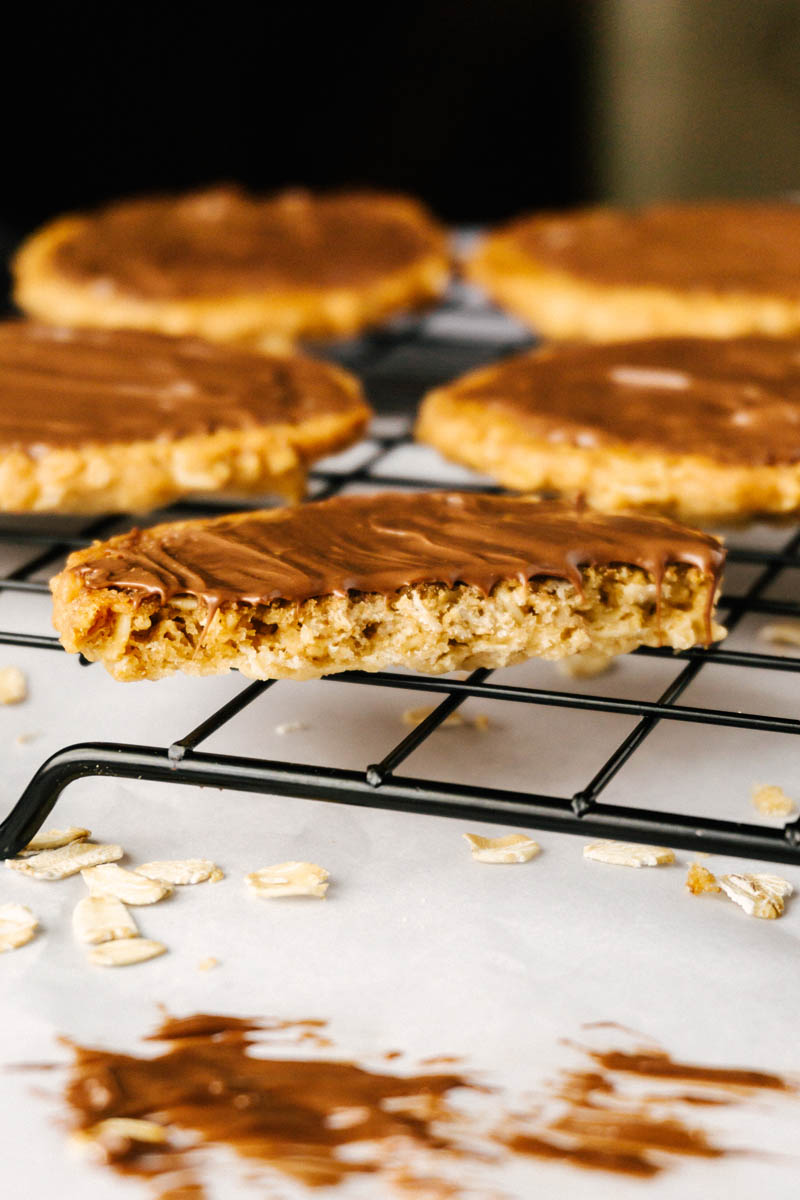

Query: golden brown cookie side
left=417, top=388, right=800, bottom=523
left=51, top=566, right=724, bottom=683
left=466, top=229, right=800, bottom=342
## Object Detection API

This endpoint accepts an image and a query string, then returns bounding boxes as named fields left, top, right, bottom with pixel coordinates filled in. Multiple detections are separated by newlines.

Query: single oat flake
left=0, top=903, right=38, bottom=952
left=7, top=842, right=123, bottom=881
left=135, top=859, right=224, bottom=886
left=88, top=938, right=167, bottom=967
left=556, top=650, right=614, bottom=680
left=759, top=621, right=800, bottom=648
left=72, top=895, right=139, bottom=945
left=718, top=873, right=793, bottom=920
left=246, top=862, right=329, bottom=898
left=0, top=666, right=27, bottom=705
left=402, top=706, right=490, bottom=731
left=583, top=840, right=675, bottom=868
left=81, top=863, right=172, bottom=905
left=463, top=833, right=540, bottom=863
left=71, top=1117, right=168, bottom=1156
left=20, top=826, right=90, bottom=855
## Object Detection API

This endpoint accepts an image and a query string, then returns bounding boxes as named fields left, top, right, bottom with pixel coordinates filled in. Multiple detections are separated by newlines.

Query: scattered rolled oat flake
left=14, top=731, right=39, bottom=746
left=402, top=706, right=489, bottom=731
left=686, top=862, right=721, bottom=895
left=20, top=826, right=90, bottom=855
left=72, top=1117, right=168, bottom=1153
left=0, top=666, right=26, bottom=705
left=759, top=621, right=800, bottom=647
left=0, top=903, right=38, bottom=952
left=274, top=720, right=308, bottom=735
left=197, top=956, right=219, bottom=971
left=463, top=833, right=540, bottom=863
left=556, top=650, right=615, bottom=680
left=246, top=861, right=329, bottom=899
left=72, top=895, right=139, bottom=945
left=583, top=840, right=675, bottom=868
left=88, top=938, right=167, bottom=967
left=751, top=784, right=796, bottom=817
left=718, top=873, right=793, bottom=920
left=7, top=841, right=123, bottom=880
left=81, top=863, right=172, bottom=905
left=134, top=859, right=224, bottom=885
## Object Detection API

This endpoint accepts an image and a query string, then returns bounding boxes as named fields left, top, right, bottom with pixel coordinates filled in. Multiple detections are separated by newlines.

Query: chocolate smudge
left=23, top=1014, right=800, bottom=1196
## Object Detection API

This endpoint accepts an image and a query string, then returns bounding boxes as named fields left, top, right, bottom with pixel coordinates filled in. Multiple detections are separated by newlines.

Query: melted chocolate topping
left=70, top=493, right=725, bottom=616
left=507, top=201, right=800, bottom=295
left=0, top=322, right=366, bottom=453
left=48, top=1013, right=797, bottom=1195
left=445, top=337, right=800, bottom=466
left=51, top=187, right=445, bottom=300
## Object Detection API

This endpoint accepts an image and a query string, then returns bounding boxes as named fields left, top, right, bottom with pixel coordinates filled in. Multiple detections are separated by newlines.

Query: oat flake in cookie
left=0, top=322, right=369, bottom=513
left=417, top=336, right=800, bottom=522
left=50, top=492, right=725, bottom=682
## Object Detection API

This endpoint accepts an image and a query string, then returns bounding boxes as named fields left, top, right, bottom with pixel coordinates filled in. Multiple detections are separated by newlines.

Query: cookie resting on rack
left=50, top=492, right=726, bottom=682
left=417, top=336, right=800, bottom=523
left=13, top=186, right=450, bottom=348
left=466, top=201, right=800, bottom=342
left=0, top=322, right=369, bottom=513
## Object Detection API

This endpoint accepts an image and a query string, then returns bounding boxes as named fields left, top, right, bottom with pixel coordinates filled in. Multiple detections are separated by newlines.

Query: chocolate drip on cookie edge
left=70, top=493, right=725, bottom=641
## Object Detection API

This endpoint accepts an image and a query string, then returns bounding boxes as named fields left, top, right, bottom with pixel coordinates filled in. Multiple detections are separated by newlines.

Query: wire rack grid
left=0, top=293, right=799, bottom=864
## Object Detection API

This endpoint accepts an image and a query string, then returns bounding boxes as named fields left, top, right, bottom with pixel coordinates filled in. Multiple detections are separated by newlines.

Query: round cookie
left=466, top=202, right=800, bottom=342
left=13, top=187, right=450, bottom=348
left=0, top=322, right=370, bottom=514
left=51, top=492, right=725, bottom=682
left=417, top=336, right=800, bottom=523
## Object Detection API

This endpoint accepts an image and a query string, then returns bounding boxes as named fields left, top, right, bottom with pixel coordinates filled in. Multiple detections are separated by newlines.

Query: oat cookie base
left=14, top=214, right=450, bottom=349
left=417, top=390, right=800, bottom=523
left=52, top=542, right=723, bottom=683
left=466, top=234, right=800, bottom=342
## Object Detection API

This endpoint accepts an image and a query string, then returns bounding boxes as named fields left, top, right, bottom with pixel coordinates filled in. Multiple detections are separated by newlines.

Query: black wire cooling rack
left=0, top=293, right=799, bottom=864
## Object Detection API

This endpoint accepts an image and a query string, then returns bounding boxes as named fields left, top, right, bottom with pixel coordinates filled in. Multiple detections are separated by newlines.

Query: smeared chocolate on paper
left=37, top=1013, right=798, bottom=1197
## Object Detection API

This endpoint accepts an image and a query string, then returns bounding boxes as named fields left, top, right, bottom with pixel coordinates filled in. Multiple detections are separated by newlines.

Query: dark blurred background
left=3, top=0, right=800, bottom=242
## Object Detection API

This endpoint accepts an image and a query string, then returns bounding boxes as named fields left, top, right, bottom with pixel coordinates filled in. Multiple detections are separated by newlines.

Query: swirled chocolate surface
left=0, top=322, right=367, bottom=453
left=442, top=337, right=800, bottom=466
left=49, top=187, right=446, bottom=299
left=70, top=492, right=724, bottom=608
left=505, top=202, right=800, bottom=295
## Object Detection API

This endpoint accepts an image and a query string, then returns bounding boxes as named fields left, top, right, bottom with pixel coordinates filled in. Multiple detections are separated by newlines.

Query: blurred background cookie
left=466, top=203, right=800, bottom=341
left=13, top=188, right=449, bottom=349
left=0, top=322, right=369, bottom=513
left=418, top=336, right=800, bottom=523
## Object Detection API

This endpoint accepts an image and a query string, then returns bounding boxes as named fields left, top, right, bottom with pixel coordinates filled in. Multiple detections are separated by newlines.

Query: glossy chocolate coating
left=71, top=492, right=725, bottom=609
left=444, top=337, right=800, bottom=466
left=0, top=322, right=365, bottom=452
left=509, top=202, right=800, bottom=295
left=51, top=187, right=445, bottom=299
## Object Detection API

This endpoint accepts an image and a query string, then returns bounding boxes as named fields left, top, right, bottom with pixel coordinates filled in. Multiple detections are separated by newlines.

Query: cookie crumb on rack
left=759, top=621, right=800, bottom=647
left=751, top=784, right=796, bottom=817
left=686, top=862, right=721, bottom=895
